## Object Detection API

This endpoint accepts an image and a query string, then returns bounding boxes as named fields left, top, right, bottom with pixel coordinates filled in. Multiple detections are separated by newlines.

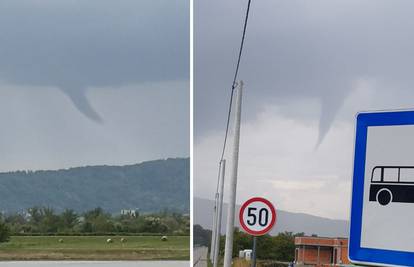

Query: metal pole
left=210, top=193, right=219, bottom=262
left=223, top=81, right=243, bottom=267
left=251, top=236, right=257, bottom=267
left=213, top=159, right=226, bottom=267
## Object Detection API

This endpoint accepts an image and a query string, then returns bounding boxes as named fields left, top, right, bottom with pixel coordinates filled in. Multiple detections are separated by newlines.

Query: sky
left=194, top=0, right=414, bottom=220
left=0, top=0, right=189, bottom=171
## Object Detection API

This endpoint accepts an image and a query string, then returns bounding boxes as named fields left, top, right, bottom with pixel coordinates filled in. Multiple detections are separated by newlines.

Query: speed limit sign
left=239, top=197, right=276, bottom=236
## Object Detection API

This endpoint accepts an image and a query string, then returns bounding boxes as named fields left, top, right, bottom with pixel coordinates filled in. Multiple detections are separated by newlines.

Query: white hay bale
left=161, top=236, right=168, bottom=241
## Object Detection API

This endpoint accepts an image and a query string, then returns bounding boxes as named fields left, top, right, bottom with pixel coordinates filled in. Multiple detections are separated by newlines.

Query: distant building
left=294, top=236, right=350, bottom=267
left=238, top=249, right=252, bottom=261
left=121, top=209, right=139, bottom=217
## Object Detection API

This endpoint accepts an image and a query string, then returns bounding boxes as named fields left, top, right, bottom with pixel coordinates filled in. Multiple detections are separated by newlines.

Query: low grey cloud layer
left=0, top=1, right=189, bottom=170
left=195, top=0, right=414, bottom=141
left=0, top=0, right=189, bottom=121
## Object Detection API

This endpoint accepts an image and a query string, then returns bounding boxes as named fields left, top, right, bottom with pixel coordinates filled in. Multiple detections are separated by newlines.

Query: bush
left=0, top=221, right=10, bottom=243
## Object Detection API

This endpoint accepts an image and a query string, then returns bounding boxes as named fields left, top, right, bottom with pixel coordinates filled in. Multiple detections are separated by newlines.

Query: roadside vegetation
left=194, top=224, right=304, bottom=262
left=1, top=206, right=189, bottom=237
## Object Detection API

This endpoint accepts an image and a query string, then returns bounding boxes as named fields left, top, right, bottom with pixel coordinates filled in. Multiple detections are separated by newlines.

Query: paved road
left=193, top=246, right=208, bottom=267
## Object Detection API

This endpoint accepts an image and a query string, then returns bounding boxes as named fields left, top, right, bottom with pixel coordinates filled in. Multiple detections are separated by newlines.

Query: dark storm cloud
left=195, top=0, right=414, bottom=143
left=0, top=0, right=189, bottom=122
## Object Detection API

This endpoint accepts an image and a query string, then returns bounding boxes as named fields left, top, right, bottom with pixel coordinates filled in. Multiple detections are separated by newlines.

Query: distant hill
left=195, top=197, right=349, bottom=238
left=0, top=158, right=189, bottom=214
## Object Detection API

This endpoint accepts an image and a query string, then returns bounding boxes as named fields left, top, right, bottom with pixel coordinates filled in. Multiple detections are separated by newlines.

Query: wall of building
left=294, top=237, right=350, bottom=267
left=296, top=246, right=332, bottom=265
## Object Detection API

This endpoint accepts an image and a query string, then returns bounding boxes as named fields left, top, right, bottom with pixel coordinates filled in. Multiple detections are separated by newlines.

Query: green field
left=0, top=235, right=189, bottom=261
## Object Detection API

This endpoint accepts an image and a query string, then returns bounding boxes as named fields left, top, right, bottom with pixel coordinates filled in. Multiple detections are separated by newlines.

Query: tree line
left=194, top=224, right=305, bottom=262
left=0, top=207, right=190, bottom=242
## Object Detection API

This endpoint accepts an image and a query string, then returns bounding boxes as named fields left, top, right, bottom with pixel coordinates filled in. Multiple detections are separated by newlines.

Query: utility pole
left=210, top=193, right=218, bottom=262
left=223, top=81, right=243, bottom=267
left=213, top=159, right=226, bottom=267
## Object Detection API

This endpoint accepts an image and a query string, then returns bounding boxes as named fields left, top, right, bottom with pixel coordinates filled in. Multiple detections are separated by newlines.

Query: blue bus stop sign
left=350, top=110, right=414, bottom=266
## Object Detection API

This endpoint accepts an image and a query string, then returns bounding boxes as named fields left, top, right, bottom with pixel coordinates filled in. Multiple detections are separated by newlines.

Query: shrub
left=0, top=221, right=10, bottom=243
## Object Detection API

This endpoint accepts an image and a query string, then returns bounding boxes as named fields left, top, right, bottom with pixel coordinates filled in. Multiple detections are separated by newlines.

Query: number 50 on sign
left=239, top=197, right=277, bottom=236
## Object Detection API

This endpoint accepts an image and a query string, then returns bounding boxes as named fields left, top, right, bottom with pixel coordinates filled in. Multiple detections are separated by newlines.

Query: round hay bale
left=58, top=238, right=64, bottom=243
left=161, top=236, right=168, bottom=241
left=106, top=238, right=113, bottom=243
left=120, top=238, right=126, bottom=243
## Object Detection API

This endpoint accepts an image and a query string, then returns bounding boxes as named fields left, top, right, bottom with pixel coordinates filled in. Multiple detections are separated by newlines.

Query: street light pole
left=213, top=159, right=226, bottom=267
left=210, top=193, right=218, bottom=262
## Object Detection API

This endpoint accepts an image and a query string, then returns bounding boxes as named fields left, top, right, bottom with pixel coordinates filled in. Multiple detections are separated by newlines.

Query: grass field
left=0, top=235, right=189, bottom=261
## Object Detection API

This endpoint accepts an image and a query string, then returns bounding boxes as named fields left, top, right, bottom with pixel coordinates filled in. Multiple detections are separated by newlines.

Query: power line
left=213, top=0, right=252, bottom=235
left=219, top=0, right=252, bottom=162
left=231, top=0, right=252, bottom=93
left=211, top=3, right=252, bottom=263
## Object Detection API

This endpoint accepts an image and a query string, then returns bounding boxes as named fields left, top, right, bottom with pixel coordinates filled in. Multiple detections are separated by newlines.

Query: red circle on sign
left=239, top=197, right=276, bottom=236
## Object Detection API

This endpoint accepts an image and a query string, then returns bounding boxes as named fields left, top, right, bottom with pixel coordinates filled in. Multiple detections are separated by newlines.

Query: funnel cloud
left=61, top=88, right=102, bottom=123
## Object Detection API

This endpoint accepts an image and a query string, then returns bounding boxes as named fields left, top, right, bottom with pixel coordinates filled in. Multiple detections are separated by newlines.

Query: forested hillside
left=0, top=158, right=189, bottom=214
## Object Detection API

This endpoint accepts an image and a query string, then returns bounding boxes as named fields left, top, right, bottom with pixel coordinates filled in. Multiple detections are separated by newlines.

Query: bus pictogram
left=369, top=166, right=414, bottom=206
